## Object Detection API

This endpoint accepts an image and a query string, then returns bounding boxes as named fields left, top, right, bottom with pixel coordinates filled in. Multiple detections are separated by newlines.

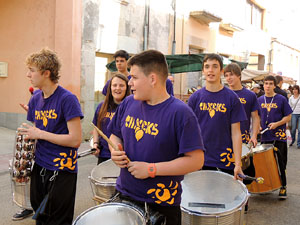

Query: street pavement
left=0, top=126, right=300, bottom=225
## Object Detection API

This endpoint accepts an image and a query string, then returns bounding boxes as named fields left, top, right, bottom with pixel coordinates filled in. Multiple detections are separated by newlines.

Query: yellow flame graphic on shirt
left=147, top=181, right=178, bottom=205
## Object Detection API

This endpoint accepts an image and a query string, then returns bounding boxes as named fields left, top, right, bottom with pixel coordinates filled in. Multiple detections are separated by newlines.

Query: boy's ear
left=149, top=73, right=157, bottom=87
left=42, top=70, right=51, bottom=78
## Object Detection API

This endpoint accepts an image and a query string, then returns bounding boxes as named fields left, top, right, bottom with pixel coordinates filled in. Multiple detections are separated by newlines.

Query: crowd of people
left=14, top=47, right=297, bottom=225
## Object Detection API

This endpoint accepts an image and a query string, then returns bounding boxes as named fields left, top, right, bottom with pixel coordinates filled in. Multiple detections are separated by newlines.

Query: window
left=246, top=0, right=263, bottom=29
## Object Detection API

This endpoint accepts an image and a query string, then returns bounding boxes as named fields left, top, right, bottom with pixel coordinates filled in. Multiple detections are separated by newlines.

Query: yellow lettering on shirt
left=35, top=109, right=58, bottom=127
left=239, top=98, right=246, bottom=104
left=198, top=102, right=227, bottom=118
left=125, top=115, right=159, bottom=141
left=261, top=103, right=278, bottom=109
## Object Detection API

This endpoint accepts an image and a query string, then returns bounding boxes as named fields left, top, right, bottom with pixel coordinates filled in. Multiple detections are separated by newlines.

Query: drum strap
left=40, top=167, right=46, bottom=183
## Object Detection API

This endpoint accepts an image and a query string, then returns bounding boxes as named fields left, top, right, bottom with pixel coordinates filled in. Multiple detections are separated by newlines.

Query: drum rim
left=90, top=159, right=120, bottom=183
left=181, top=170, right=249, bottom=216
left=72, top=202, right=146, bottom=224
left=252, top=144, right=274, bottom=154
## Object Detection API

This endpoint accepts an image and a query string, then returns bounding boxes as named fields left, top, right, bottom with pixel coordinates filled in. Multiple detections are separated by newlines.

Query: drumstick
left=77, top=148, right=96, bottom=158
left=260, top=127, right=269, bottom=134
left=238, top=174, right=264, bottom=184
left=91, top=123, right=131, bottom=162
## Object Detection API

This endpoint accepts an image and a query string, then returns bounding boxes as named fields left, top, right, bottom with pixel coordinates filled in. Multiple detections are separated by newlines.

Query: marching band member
left=188, top=54, right=246, bottom=179
left=102, top=49, right=174, bottom=97
left=18, top=48, right=83, bottom=225
left=224, top=63, right=260, bottom=148
left=258, top=75, right=292, bottom=199
left=92, top=74, right=130, bottom=164
left=108, top=50, right=205, bottom=225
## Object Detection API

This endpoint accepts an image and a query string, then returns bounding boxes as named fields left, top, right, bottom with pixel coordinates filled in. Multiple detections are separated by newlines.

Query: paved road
left=0, top=127, right=300, bottom=225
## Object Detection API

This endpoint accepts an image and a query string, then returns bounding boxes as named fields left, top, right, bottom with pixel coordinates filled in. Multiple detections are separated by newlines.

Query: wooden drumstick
left=91, top=123, right=131, bottom=162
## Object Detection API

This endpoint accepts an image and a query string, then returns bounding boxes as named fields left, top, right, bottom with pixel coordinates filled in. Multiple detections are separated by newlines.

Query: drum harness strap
left=40, top=167, right=59, bottom=183
left=33, top=168, right=59, bottom=220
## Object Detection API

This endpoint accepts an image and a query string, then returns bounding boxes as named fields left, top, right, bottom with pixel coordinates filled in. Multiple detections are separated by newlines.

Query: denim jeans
left=291, top=114, right=300, bottom=146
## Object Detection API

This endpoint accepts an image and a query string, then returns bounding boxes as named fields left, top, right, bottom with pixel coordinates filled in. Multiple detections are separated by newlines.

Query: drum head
left=90, top=160, right=120, bottom=185
left=242, top=144, right=250, bottom=157
left=252, top=144, right=273, bottom=154
left=73, top=203, right=145, bottom=225
left=181, top=171, right=248, bottom=216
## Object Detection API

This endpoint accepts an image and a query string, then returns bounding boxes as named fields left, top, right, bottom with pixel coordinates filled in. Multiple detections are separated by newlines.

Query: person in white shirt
left=289, top=85, right=300, bottom=148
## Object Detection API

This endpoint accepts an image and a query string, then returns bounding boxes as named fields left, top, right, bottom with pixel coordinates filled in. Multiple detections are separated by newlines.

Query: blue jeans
left=291, top=114, right=300, bottom=146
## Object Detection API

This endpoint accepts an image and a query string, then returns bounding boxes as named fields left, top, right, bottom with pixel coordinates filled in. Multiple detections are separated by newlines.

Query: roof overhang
left=190, top=11, right=222, bottom=24
left=220, top=23, right=243, bottom=33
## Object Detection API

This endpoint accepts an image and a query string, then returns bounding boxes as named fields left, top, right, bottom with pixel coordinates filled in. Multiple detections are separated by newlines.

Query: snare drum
left=73, top=203, right=145, bottom=225
left=89, top=159, right=120, bottom=203
left=247, top=144, right=281, bottom=193
left=181, top=170, right=249, bottom=225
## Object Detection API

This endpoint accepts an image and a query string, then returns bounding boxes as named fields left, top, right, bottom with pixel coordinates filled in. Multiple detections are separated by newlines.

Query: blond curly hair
left=26, top=48, right=61, bottom=83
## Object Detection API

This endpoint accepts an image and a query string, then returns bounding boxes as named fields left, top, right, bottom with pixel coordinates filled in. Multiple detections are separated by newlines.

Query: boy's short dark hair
left=224, top=63, right=241, bottom=77
left=113, top=50, right=130, bottom=60
left=203, top=53, right=223, bottom=70
left=275, top=75, right=283, bottom=85
left=127, top=50, right=168, bottom=80
left=264, top=75, right=277, bottom=86
left=26, top=48, right=61, bottom=83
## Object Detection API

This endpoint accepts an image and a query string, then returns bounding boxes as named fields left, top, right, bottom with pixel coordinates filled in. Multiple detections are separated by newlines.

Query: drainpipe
left=171, top=0, right=176, bottom=55
left=143, top=0, right=150, bottom=50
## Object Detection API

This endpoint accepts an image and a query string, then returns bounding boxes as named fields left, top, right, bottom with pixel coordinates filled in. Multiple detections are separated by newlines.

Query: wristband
left=93, top=142, right=99, bottom=145
left=148, top=163, right=156, bottom=178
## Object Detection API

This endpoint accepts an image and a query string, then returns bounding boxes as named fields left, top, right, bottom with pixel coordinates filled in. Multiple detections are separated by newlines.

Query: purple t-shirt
left=234, top=88, right=260, bottom=143
left=108, top=95, right=204, bottom=206
left=92, top=102, right=116, bottom=158
left=102, top=76, right=174, bottom=96
left=258, top=94, right=292, bottom=142
left=27, top=86, right=84, bottom=173
left=188, top=86, right=247, bottom=170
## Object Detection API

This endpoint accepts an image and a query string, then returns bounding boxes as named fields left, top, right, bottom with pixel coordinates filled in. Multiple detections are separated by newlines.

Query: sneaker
left=12, top=209, right=33, bottom=221
left=289, top=143, right=293, bottom=147
left=279, top=187, right=287, bottom=199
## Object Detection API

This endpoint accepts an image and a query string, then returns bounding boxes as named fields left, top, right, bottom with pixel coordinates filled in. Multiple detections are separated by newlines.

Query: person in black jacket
left=275, top=75, right=288, bottom=100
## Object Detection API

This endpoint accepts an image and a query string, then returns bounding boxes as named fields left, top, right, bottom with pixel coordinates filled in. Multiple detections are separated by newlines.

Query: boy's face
left=115, top=56, right=128, bottom=74
left=129, top=65, right=152, bottom=101
left=263, top=80, right=275, bottom=95
left=26, top=65, right=44, bottom=88
left=202, top=59, right=223, bottom=84
left=224, top=71, right=240, bottom=88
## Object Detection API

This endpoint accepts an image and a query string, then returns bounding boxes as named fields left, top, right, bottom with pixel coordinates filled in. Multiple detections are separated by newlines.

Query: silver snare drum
left=72, top=202, right=145, bottom=225
left=89, top=159, right=120, bottom=203
left=181, top=170, right=249, bottom=225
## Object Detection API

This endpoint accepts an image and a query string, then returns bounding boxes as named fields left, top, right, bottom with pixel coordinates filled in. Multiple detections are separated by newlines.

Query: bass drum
left=247, top=144, right=281, bottom=193
left=181, top=170, right=249, bottom=225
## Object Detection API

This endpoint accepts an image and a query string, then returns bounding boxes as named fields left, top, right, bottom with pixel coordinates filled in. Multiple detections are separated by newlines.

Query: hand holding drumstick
left=91, top=123, right=131, bottom=165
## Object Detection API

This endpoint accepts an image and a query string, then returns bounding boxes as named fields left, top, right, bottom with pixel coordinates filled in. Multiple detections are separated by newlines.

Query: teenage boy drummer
left=188, top=54, right=246, bottom=179
left=108, top=50, right=205, bottom=225
left=258, top=75, right=292, bottom=199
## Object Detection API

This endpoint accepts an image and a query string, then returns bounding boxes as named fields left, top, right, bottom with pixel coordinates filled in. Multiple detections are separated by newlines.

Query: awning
left=241, top=69, right=296, bottom=85
left=106, top=54, right=248, bottom=74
